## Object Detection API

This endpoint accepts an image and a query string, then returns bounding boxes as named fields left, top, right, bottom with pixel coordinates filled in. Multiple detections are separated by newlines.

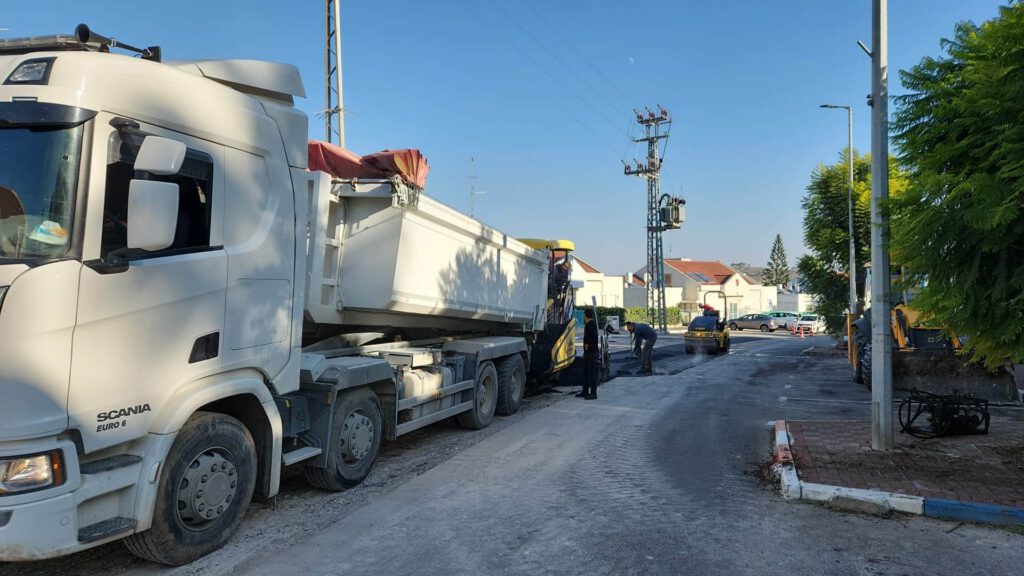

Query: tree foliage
left=890, top=3, right=1024, bottom=369
left=624, top=306, right=682, bottom=326
left=763, top=234, right=790, bottom=287
left=798, top=149, right=907, bottom=335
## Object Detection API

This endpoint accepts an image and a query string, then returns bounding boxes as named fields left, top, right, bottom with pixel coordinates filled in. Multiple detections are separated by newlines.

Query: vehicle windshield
left=800, top=315, right=817, bottom=321
left=688, top=316, right=718, bottom=331
left=0, top=124, right=83, bottom=259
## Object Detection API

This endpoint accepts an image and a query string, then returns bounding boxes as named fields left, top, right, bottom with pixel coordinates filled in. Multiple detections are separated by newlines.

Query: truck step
left=79, top=454, right=143, bottom=475
left=282, top=446, right=322, bottom=466
left=78, top=517, right=137, bottom=543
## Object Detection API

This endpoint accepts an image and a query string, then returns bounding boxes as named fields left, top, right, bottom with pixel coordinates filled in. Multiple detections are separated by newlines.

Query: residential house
left=570, top=256, right=625, bottom=308
left=777, top=277, right=820, bottom=313
left=626, top=259, right=778, bottom=322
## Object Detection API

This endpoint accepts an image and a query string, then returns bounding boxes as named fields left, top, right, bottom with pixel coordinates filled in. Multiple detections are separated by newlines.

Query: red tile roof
left=574, top=257, right=601, bottom=274
left=629, top=274, right=646, bottom=287
left=663, top=260, right=742, bottom=285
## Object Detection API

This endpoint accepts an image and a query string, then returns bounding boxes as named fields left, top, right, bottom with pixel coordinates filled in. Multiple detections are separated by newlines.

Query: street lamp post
left=820, top=104, right=858, bottom=314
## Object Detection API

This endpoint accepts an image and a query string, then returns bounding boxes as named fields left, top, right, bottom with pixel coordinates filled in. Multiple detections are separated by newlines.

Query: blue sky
left=1, top=1, right=1008, bottom=274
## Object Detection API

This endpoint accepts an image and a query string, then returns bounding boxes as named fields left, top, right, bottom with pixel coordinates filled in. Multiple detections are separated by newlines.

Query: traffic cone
left=799, top=326, right=805, bottom=339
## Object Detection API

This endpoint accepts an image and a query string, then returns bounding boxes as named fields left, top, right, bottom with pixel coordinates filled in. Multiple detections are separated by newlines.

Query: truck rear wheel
left=304, top=388, right=383, bottom=491
left=123, top=412, right=256, bottom=566
left=495, top=355, right=526, bottom=416
left=457, top=361, right=498, bottom=430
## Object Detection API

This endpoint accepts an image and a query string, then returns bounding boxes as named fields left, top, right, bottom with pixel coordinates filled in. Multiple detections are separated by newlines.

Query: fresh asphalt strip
left=770, top=420, right=1024, bottom=526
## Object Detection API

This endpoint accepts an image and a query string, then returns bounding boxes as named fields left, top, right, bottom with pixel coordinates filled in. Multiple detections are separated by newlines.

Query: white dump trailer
left=305, top=176, right=548, bottom=332
left=0, top=28, right=576, bottom=565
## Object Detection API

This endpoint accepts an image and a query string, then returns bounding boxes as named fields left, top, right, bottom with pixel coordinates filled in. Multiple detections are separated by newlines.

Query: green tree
left=890, top=4, right=1024, bottom=369
left=797, top=149, right=907, bottom=335
left=763, top=234, right=790, bottom=287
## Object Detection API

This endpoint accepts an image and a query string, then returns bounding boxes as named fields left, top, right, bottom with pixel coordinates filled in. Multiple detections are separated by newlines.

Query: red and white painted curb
left=770, top=420, right=924, bottom=514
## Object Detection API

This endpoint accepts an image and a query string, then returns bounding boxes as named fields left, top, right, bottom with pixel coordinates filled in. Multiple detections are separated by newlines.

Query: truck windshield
left=0, top=124, right=83, bottom=259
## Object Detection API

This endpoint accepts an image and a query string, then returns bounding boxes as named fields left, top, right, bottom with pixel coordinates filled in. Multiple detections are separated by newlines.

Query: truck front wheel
left=123, top=412, right=256, bottom=565
left=495, top=355, right=526, bottom=416
left=457, top=361, right=498, bottom=430
left=304, top=388, right=383, bottom=491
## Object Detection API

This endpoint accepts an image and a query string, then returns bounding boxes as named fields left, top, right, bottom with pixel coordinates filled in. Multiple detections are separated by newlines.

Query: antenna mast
left=324, top=0, right=345, bottom=146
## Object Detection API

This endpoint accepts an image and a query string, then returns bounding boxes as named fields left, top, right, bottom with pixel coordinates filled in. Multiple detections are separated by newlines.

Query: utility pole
left=625, top=106, right=672, bottom=334
left=324, top=0, right=345, bottom=146
left=869, top=0, right=894, bottom=450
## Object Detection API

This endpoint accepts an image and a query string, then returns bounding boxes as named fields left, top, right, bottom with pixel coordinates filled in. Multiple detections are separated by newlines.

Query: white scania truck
left=0, top=27, right=577, bottom=564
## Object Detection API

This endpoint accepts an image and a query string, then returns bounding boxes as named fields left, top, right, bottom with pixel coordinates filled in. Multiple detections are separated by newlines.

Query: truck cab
left=0, top=34, right=314, bottom=561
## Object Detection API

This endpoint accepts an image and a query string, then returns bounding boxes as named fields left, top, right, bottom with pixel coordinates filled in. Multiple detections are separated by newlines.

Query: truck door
left=68, top=120, right=227, bottom=453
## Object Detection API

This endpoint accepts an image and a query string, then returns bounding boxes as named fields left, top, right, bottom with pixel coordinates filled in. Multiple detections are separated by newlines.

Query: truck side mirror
left=134, top=135, right=186, bottom=175
left=127, top=180, right=179, bottom=251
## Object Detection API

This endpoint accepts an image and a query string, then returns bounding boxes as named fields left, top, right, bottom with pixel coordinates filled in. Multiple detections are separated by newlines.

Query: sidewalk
left=774, top=412, right=1024, bottom=525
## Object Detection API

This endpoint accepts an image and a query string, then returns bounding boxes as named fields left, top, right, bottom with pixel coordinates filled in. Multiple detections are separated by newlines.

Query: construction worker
left=577, top=308, right=599, bottom=400
left=625, top=321, right=657, bottom=375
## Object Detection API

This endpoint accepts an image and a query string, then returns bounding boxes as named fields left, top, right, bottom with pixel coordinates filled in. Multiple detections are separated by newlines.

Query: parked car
left=765, top=311, right=799, bottom=329
left=727, top=314, right=777, bottom=332
left=794, top=314, right=825, bottom=334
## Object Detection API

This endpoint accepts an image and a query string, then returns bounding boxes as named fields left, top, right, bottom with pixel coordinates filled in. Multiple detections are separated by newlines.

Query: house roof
left=628, top=274, right=646, bottom=287
left=574, top=257, right=600, bottom=274
left=663, top=259, right=743, bottom=285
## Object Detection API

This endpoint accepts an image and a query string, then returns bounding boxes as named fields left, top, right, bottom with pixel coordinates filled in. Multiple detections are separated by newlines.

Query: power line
left=487, top=1, right=629, bottom=135
left=520, top=0, right=636, bottom=109
left=461, top=2, right=624, bottom=157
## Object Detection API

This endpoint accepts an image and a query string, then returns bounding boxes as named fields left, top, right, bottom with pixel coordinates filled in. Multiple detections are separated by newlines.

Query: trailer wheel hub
left=342, top=411, right=374, bottom=462
left=177, top=448, right=238, bottom=529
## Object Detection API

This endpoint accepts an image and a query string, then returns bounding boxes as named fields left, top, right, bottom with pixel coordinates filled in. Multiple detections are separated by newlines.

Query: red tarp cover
left=308, top=140, right=430, bottom=189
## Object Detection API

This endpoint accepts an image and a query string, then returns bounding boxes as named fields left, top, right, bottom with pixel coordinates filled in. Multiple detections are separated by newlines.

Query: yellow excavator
left=850, top=267, right=1017, bottom=403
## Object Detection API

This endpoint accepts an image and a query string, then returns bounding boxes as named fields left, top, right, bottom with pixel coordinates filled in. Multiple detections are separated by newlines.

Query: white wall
left=777, top=293, right=820, bottom=313
left=624, top=284, right=646, bottom=308
left=571, top=265, right=624, bottom=308
left=623, top=285, right=684, bottom=309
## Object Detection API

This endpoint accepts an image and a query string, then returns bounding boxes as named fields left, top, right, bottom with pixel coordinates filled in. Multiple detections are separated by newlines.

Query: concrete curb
left=771, top=420, right=1024, bottom=526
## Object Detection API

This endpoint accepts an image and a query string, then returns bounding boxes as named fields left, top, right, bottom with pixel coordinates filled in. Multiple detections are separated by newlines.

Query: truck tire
left=495, top=355, right=526, bottom=416
left=685, top=346, right=695, bottom=354
left=457, top=361, right=498, bottom=430
left=123, top=412, right=256, bottom=566
left=304, top=388, right=383, bottom=491
left=723, top=337, right=731, bottom=352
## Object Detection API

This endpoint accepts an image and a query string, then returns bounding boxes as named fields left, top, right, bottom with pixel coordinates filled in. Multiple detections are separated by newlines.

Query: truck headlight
left=0, top=451, right=65, bottom=495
